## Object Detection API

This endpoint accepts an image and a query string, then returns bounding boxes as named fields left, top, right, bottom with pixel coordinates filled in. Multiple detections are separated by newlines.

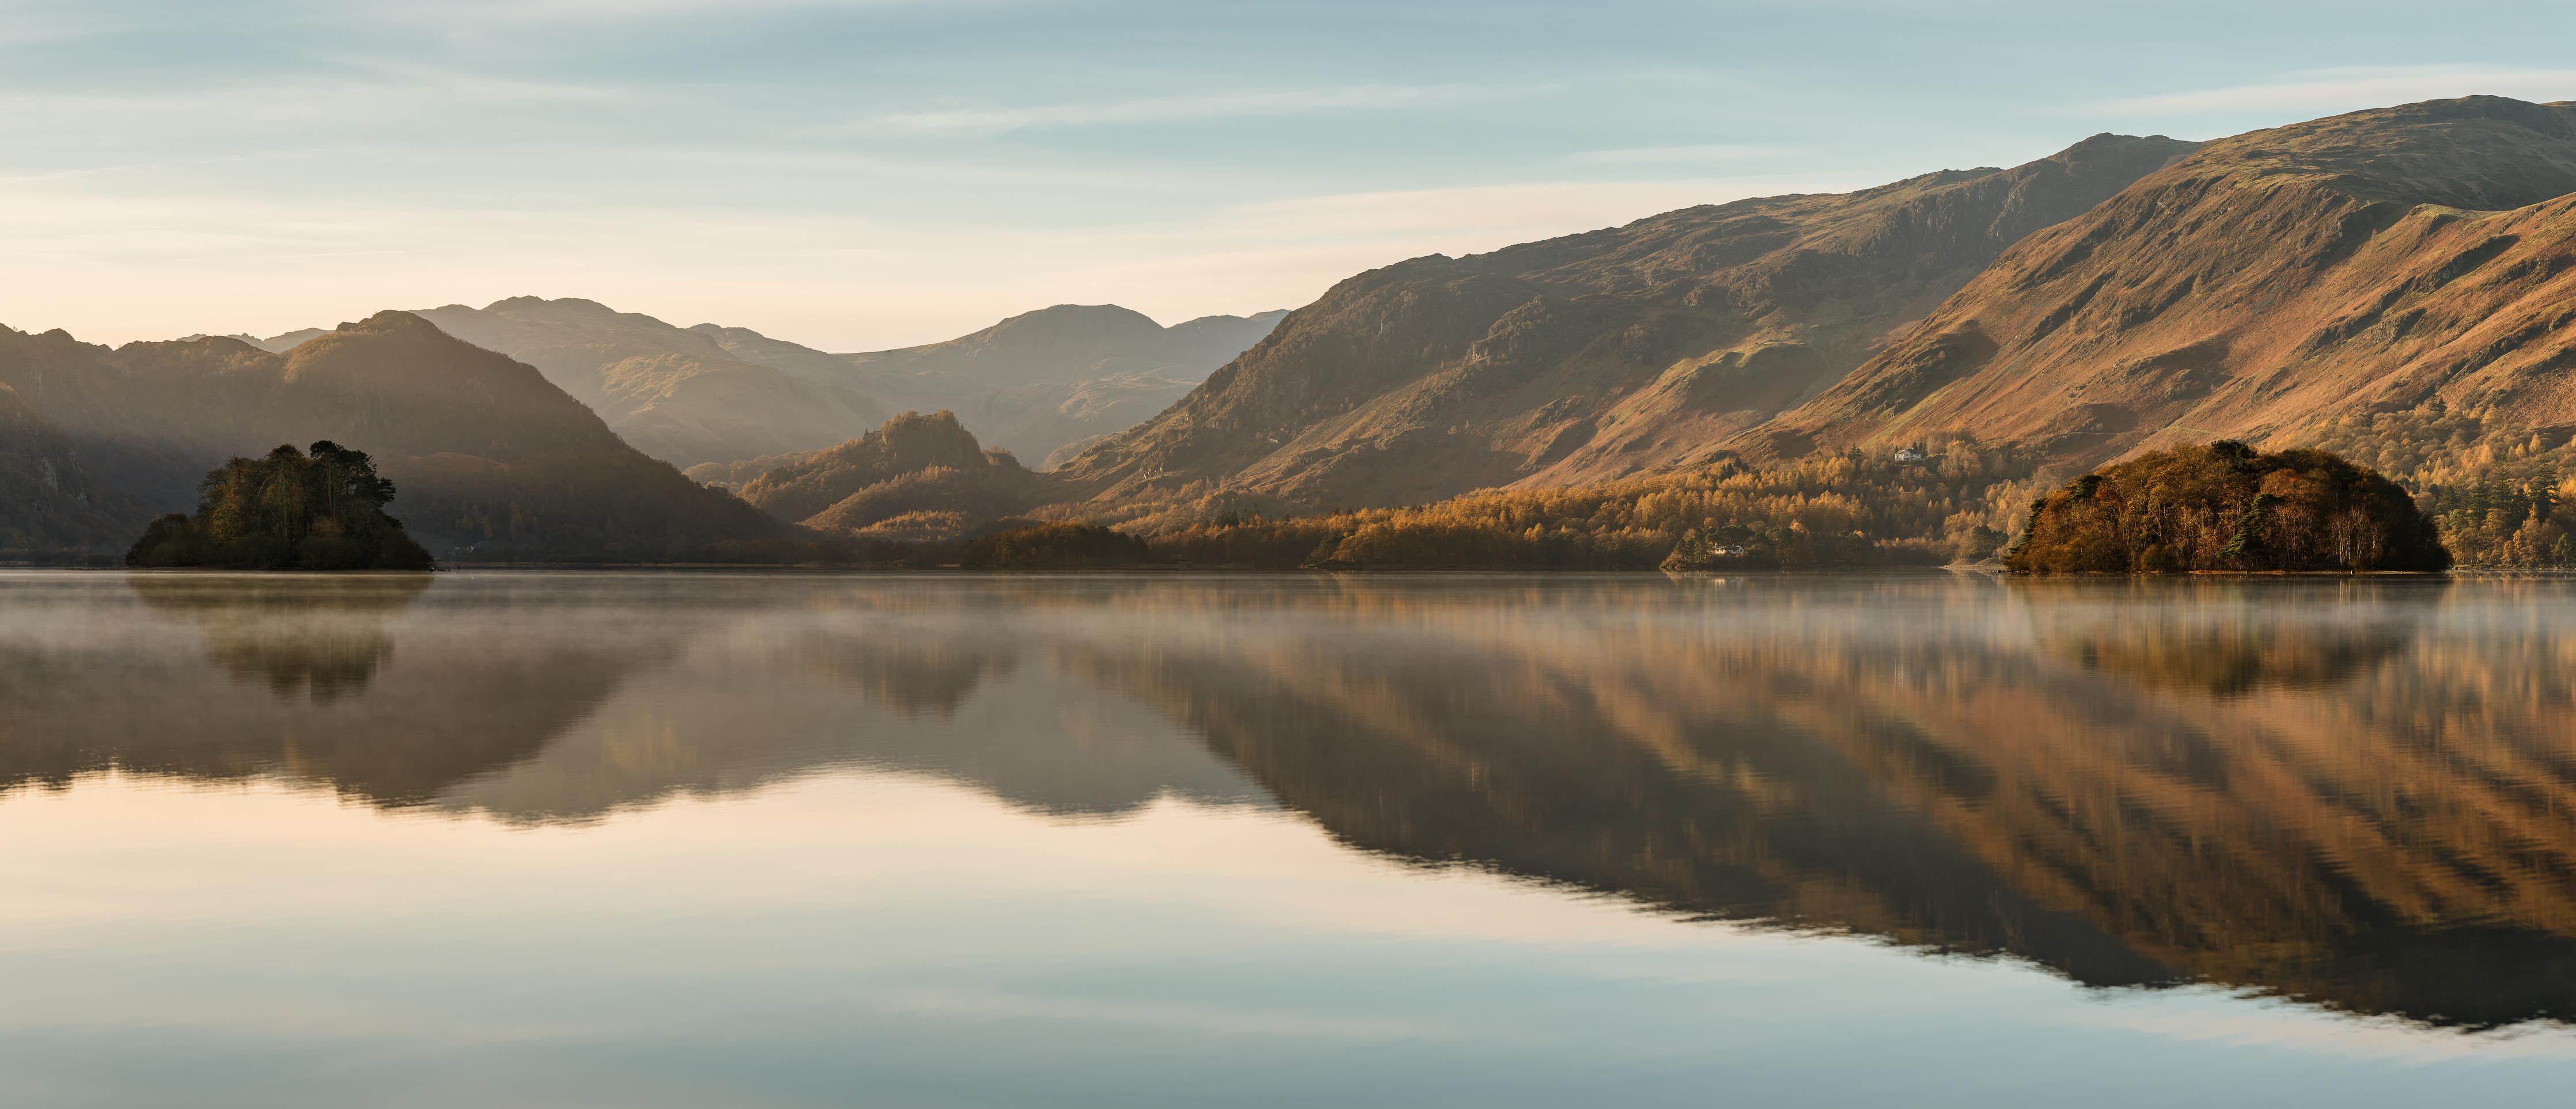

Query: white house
left=1893, top=446, right=1928, bottom=464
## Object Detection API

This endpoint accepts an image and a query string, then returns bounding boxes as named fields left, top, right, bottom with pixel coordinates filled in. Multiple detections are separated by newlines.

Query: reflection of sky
left=2, top=772, right=2571, bottom=1109
left=5, top=2, right=2576, bottom=348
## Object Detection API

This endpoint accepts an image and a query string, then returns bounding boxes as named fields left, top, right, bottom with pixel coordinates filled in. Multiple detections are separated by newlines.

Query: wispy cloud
left=855, top=83, right=1514, bottom=136
left=2073, top=64, right=2576, bottom=116
left=0, top=64, right=618, bottom=132
left=1568, top=144, right=1787, bottom=166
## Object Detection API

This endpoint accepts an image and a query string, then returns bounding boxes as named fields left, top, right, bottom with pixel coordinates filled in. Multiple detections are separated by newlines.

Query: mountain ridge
left=1046, top=132, right=2199, bottom=521
left=1757, top=96, right=2576, bottom=465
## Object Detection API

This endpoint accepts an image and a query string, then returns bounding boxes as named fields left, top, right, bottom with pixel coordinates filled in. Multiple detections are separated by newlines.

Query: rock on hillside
left=0, top=312, right=795, bottom=561
left=415, top=297, right=889, bottom=468
left=1770, top=97, right=2576, bottom=465
left=1048, top=134, right=2196, bottom=519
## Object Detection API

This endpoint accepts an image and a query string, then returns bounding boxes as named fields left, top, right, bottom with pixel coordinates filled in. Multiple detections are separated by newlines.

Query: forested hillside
left=1143, top=442, right=2040, bottom=569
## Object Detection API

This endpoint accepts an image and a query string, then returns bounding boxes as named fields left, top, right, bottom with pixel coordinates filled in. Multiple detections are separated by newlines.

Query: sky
left=3, top=0, right=2575, bottom=352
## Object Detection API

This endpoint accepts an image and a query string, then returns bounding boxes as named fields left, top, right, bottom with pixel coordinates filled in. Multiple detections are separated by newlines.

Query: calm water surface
left=3, top=569, right=2575, bottom=1107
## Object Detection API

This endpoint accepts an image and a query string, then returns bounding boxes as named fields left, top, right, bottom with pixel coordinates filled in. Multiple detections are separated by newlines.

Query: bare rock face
left=1049, top=134, right=2196, bottom=516
left=1771, top=96, right=2576, bottom=466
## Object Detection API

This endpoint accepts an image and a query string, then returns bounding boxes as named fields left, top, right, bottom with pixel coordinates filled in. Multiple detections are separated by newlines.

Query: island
left=126, top=442, right=437, bottom=571
left=2006, top=440, right=2449, bottom=574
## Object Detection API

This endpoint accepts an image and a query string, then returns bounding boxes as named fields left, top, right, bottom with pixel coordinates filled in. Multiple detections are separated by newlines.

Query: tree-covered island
left=126, top=442, right=437, bottom=571
left=2006, top=441, right=2448, bottom=574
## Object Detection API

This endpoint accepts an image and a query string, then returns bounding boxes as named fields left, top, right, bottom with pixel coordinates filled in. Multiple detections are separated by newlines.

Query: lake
left=2, top=569, right=2573, bottom=1107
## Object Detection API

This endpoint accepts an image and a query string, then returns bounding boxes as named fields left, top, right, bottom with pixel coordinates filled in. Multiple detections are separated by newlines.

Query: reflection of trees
left=0, top=575, right=662, bottom=806
left=0, top=576, right=1261, bottom=826
left=128, top=573, right=431, bottom=701
left=1049, top=575, right=2576, bottom=1028
left=2020, top=578, right=2433, bottom=695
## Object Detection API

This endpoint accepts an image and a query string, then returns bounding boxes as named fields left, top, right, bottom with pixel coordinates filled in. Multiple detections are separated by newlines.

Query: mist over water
left=3, top=570, right=2574, bottom=1107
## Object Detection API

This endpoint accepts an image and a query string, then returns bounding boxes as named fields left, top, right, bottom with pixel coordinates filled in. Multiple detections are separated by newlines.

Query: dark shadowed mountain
left=1760, top=96, right=2576, bottom=466
left=0, top=311, right=795, bottom=561
left=1047, top=135, right=2196, bottom=520
left=411, top=297, right=891, bottom=469
left=700, top=303, right=1285, bottom=468
left=0, top=382, right=133, bottom=556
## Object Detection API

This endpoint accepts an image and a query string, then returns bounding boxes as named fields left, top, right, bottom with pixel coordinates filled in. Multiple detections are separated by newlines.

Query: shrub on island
left=2007, top=441, right=2447, bottom=574
left=126, top=442, right=437, bottom=571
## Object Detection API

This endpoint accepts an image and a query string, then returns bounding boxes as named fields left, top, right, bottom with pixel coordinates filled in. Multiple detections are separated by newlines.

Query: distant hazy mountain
left=0, top=312, right=795, bottom=561
left=394, top=298, right=1279, bottom=473
left=1050, top=135, right=2196, bottom=516
left=411, top=297, right=890, bottom=469
left=696, top=410, right=1040, bottom=542
left=1761, top=96, right=2576, bottom=464
left=700, top=303, right=1286, bottom=468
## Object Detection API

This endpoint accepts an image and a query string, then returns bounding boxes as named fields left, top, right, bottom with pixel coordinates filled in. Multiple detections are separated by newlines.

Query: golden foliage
left=2295, top=408, right=2576, bottom=567
left=2007, top=441, right=2448, bottom=574
left=1149, top=443, right=2041, bottom=569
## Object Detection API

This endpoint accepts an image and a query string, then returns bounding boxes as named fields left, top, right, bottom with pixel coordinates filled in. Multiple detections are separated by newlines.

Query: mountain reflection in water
left=2, top=571, right=2573, bottom=1030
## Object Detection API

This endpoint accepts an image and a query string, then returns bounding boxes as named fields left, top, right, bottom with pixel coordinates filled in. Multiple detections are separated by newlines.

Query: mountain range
left=227, top=298, right=1282, bottom=473
left=405, top=298, right=1281, bottom=470
left=12, top=94, right=2576, bottom=561
left=1051, top=96, right=2576, bottom=523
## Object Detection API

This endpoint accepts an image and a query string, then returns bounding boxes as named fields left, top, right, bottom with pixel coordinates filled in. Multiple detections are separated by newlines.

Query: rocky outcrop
left=726, top=410, right=1041, bottom=542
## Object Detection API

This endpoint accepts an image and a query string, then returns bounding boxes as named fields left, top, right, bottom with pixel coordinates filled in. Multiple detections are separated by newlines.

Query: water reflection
left=2, top=571, right=2574, bottom=1031
left=128, top=572, right=431, bottom=701
left=0, top=572, right=650, bottom=805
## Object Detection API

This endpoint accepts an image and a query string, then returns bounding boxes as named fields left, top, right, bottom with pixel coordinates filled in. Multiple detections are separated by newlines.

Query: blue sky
left=4, top=0, right=2574, bottom=350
